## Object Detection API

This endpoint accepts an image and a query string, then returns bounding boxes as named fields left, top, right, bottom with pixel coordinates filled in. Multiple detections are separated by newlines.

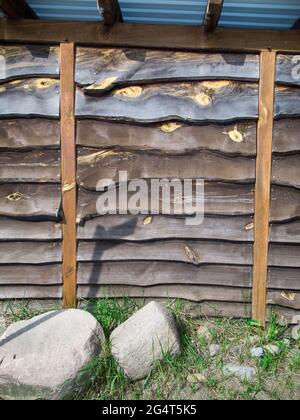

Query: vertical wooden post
left=60, top=43, right=77, bottom=308
left=252, top=50, right=276, bottom=326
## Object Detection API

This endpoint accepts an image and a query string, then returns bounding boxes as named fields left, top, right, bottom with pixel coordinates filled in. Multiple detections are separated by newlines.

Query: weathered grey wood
left=276, top=54, right=300, bottom=86
left=0, top=285, right=62, bottom=300
left=78, top=240, right=253, bottom=265
left=76, top=81, right=259, bottom=123
left=0, top=119, right=60, bottom=150
left=77, top=120, right=257, bottom=156
left=0, top=150, right=60, bottom=183
left=267, top=290, right=300, bottom=310
left=0, top=78, right=59, bottom=117
left=0, top=184, right=61, bottom=220
left=0, top=242, right=62, bottom=264
left=268, top=268, right=300, bottom=291
left=77, top=215, right=254, bottom=242
left=269, top=244, right=300, bottom=268
left=0, top=264, right=62, bottom=285
left=272, top=155, right=300, bottom=189
left=0, top=45, right=59, bottom=82
left=270, top=186, right=300, bottom=222
left=78, top=261, right=252, bottom=288
left=77, top=149, right=255, bottom=191
left=0, top=218, right=62, bottom=240
left=275, top=86, right=300, bottom=118
left=77, top=182, right=255, bottom=222
left=76, top=48, right=259, bottom=88
left=270, top=221, right=300, bottom=244
left=273, top=120, right=300, bottom=153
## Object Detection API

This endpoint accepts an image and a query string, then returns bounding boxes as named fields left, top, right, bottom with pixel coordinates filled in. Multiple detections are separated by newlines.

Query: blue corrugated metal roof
left=26, top=0, right=300, bottom=29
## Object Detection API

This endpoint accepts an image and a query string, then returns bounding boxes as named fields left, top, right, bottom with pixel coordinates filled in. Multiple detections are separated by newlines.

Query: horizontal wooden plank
left=78, top=261, right=252, bottom=288
left=0, top=218, right=61, bottom=240
left=0, top=150, right=60, bottom=183
left=77, top=149, right=256, bottom=191
left=272, top=155, right=300, bottom=189
left=270, top=185, right=300, bottom=223
left=1, top=20, right=300, bottom=54
left=76, top=81, right=259, bottom=123
left=276, top=54, right=300, bottom=86
left=78, top=284, right=252, bottom=302
left=0, top=264, right=62, bottom=285
left=0, top=45, right=59, bottom=82
left=76, top=48, right=259, bottom=88
left=0, top=119, right=60, bottom=150
left=0, top=242, right=62, bottom=264
left=270, top=220, right=300, bottom=244
left=0, top=184, right=61, bottom=220
left=275, top=86, right=300, bottom=118
left=273, top=120, right=300, bottom=153
left=77, top=183, right=255, bottom=222
left=76, top=120, right=257, bottom=156
left=78, top=240, right=253, bottom=265
left=0, top=78, right=59, bottom=117
left=77, top=215, right=254, bottom=242
left=0, top=285, right=62, bottom=299
left=267, top=290, right=300, bottom=310
left=269, top=244, right=300, bottom=268
left=268, top=268, right=300, bottom=291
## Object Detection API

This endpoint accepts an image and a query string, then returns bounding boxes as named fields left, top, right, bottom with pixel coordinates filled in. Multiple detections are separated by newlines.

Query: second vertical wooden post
left=60, top=43, right=77, bottom=308
left=252, top=50, right=276, bottom=326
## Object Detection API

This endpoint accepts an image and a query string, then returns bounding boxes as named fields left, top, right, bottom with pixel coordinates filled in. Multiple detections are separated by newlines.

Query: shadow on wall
left=292, top=18, right=300, bottom=29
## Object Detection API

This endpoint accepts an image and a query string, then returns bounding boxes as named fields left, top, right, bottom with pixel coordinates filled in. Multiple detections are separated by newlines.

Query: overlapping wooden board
left=0, top=184, right=61, bottom=220
left=270, top=221, right=300, bottom=244
left=275, top=86, right=300, bottom=118
left=0, top=242, right=62, bottom=264
left=0, top=119, right=60, bottom=150
left=0, top=45, right=59, bottom=82
left=268, top=268, right=300, bottom=290
left=267, top=290, right=300, bottom=310
left=0, top=264, right=62, bottom=285
left=78, top=240, right=253, bottom=265
left=77, top=183, right=255, bottom=222
left=0, top=149, right=60, bottom=183
left=0, top=78, right=59, bottom=117
left=272, top=155, right=300, bottom=189
left=75, top=48, right=260, bottom=88
left=77, top=149, right=255, bottom=190
left=0, top=285, right=62, bottom=299
left=270, top=186, right=300, bottom=222
left=273, top=120, right=300, bottom=153
left=77, top=215, right=254, bottom=242
left=276, top=54, right=300, bottom=86
left=76, top=120, right=257, bottom=156
left=76, top=81, right=259, bottom=123
left=0, top=218, right=61, bottom=240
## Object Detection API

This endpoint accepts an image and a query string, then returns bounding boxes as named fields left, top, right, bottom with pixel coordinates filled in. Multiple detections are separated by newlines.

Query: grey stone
left=264, top=344, right=280, bottom=356
left=223, top=364, right=257, bottom=381
left=0, top=309, right=105, bottom=400
left=209, top=344, right=221, bottom=357
left=250, top=347, right=264, bottom=358
left=0, top=316, right=7, bottom=337
left=110, top=301, right=181, bottom=381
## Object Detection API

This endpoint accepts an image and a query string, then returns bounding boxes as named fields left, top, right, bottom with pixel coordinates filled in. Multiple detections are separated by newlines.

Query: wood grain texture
left=270, top=186, right=300, bottom=223
left=0, top=218, right=61, bottom=240
left=276, top=54, right=300, bottom=86
left=204, top=0, right=224, bottom=33
left=0, top=184, right=61, bottom=220
left=267, top=290, right=300, bottom=310
left=0, top=149, right=60, bottom=183
left=0, top=264, right=62, bottom=285
left=275, top=86, right=300, bottom=118
left=76, top=120, right=257, bottom=156
left=269, top=244, right=300, bottom=268
left=60, top=43, right=77, bottom=309
left=268, top=268, right=300, bottom=291
left=76, top=81, right=259, bottom=123
left=77, top=149, right=256, bottom=191
left=272, top=155, right=300, bottom=189
left=77, top=240, right=253, bottom=265
left=1, top=20, right=300, bottom=53
left=0, top=285, right=62, bottom=300
left=0, top=119, right=60, bottom=150
left=273, top=120, right=300, bottom=153
left=77, top=182, right=255, bottom=222
left=0, top=45, right=59, bottom=82
left=270, top=221, right=300, bottom=244
left=0, top=78, right=59, bottom=117
left=0, top=242, right=62, bottom=264
left=77, top=215, right=254, bottom=242
left=75, top=48, right=259, bottom=88
left=252, top=51, right=276, bottom=326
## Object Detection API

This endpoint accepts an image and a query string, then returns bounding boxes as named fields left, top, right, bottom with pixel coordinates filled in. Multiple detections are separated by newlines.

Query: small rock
left=197, top=325, right=211, bottom=342
left=250, top=347, right=264, bottom=358
left=223, top=364, right=257, bottom=381
left=264, top=344, right=280, bottom=356
left=0, top=309, right=105, bottom=400
left=110, top=301, right=181, bottom=381
left=209, top=344, right=221, bottom=357
left=187, top=373, right=207, bottom=384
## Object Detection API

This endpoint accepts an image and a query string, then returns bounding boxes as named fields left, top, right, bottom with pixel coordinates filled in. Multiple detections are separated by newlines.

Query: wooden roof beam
left=97, top=0, right=123, bottom=26
left=0, top=0, right=38, bottom=19
left=204, top=0, right=224, bottom=33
